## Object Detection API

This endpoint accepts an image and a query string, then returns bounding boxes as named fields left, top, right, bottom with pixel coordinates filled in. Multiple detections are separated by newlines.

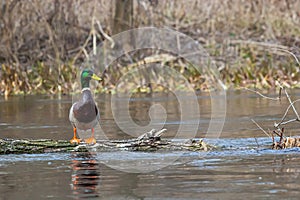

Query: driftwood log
left=0, top=129, right=216, bottom=154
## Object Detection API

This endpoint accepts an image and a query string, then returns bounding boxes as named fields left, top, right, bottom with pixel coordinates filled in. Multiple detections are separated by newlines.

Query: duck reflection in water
left=70, top=152, right=101, bottom=199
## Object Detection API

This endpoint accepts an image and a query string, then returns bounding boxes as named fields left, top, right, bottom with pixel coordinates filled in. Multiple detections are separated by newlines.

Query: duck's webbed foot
left=84, top=128, right=96, bottom=144
left=70, top=137, right=81, bottom=144
left=84, top=137, right=96, bottom=144
left=70, top=127, right=81, bottom=144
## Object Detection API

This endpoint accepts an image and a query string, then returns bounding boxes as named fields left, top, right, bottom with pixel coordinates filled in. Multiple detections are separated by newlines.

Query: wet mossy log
left=0, top=129, right=216, bottom=154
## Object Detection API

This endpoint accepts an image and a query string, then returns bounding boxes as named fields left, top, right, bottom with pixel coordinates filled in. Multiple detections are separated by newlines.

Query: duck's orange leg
left=85, top=128, right=96, bottom=144
left=70, top=127, right=81, bottom=144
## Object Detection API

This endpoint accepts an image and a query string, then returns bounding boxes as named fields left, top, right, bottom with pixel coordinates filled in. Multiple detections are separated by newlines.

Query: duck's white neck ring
left=81, top=88, right=91, bottom=93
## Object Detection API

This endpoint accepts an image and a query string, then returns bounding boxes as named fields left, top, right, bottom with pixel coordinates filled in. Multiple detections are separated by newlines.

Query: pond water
left=1, top=90, right=300, bottom=199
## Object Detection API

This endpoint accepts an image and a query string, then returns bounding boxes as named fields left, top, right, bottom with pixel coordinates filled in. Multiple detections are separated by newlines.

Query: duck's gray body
left=69, top=88, right=100, bottom=131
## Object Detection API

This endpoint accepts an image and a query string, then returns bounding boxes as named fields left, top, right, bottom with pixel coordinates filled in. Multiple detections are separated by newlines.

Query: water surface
left=1, top=90, right=300, bottom=199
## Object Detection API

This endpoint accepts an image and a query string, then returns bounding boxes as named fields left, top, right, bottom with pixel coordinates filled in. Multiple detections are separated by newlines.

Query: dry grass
left=0, top=0, right=300, bottom=95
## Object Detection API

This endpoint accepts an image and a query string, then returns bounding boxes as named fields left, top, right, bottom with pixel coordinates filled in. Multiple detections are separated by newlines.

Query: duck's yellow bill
left=91, top=73, right=102, bottom=81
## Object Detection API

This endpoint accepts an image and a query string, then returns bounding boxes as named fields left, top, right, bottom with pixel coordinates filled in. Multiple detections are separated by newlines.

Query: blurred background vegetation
left=1, top=0, right=300, bottom=96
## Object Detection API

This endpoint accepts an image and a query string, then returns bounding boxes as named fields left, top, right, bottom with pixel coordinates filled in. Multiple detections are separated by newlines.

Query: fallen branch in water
left=249, top=82, right=300, bottom=149
left=0, top=129, right=216, bottom=154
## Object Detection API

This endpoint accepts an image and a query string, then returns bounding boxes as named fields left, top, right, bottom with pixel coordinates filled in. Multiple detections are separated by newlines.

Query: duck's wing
left=73, top=100, right=98, bottom=123
left=69, top=103, right=76, bottom=125
left=95, top=103, right=100, bottom=122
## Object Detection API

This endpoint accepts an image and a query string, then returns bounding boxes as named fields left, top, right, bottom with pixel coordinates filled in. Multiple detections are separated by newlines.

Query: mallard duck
left=69, top=69, right=101, bottom=144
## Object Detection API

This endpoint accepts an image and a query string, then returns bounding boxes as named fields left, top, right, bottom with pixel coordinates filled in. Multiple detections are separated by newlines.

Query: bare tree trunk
left=112, top=0, right=134, bottom=35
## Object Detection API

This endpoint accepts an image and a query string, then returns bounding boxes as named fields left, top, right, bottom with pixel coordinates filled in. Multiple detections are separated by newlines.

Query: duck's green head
left=80, top=69, right=101, bottom=89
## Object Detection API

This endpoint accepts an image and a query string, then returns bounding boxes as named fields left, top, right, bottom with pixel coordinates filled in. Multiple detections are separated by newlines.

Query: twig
left=137, top=128, right=167, bottom=141
left=278, top=118, right=298, bottom=126
left=275, top=48, right=300, bottom=68
left=92, top=26, right=97, bottom=56
left=154, top=128, right=167, bottom=137
left=274, top=99, right=300, bottom=128
left=282, top=86, right=300, bottom=120
left=72, top=0, right=99, bottom=63
left=92, top=1, right=97, bottom=56
left=230, top=40, right=289, bottom=50
left=278, top=86, right=282, bottom=101
left=72, top=31, right=92, bottom=63
left=251, top=119, right=271, bottom=138
left=271, top=130, right=275, bottom=144
left=30, top=1, right=60, bottom=63
left=243, top=87, right=280, bottom=100
left=96, top=20, right=115, bottom=48
left=279, top=128, right=284, bottom=144
left=254, top=137, right=260, bottom=149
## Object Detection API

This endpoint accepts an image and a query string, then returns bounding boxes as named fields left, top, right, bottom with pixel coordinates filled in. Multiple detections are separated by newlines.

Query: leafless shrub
left=0, top=0, right=300, bottom=95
